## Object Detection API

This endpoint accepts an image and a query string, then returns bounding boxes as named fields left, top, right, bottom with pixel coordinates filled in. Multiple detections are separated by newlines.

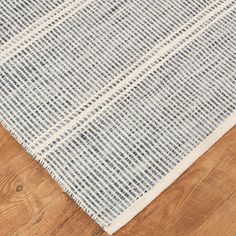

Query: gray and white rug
left=0, top=0, right=236, bottom=234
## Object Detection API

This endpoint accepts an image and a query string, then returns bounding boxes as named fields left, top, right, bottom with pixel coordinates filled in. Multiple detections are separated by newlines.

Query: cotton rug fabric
left=0, top=0, right=236, bottom=234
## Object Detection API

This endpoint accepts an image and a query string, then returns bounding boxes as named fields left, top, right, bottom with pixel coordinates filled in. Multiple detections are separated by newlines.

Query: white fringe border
left=104, top=111, right=236, bottom=235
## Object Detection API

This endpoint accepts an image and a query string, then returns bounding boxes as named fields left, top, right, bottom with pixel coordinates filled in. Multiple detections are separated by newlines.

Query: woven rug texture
left=0, top=0, right=236, bottom=234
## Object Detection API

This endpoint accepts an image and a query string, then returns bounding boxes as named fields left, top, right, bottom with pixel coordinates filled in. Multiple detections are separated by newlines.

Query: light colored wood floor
left=0, top=125, right=235, bottom=236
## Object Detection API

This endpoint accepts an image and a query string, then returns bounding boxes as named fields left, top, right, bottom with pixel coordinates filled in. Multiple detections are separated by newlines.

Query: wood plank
left=0, top=127, right=24, bottom=170
left=191, top=192, right=236, bottom=236
left=13, top=193, right=78, bottom=236
left=0, top=127, right=61, bottom=235
left=12, top=192, right=102, bottom=236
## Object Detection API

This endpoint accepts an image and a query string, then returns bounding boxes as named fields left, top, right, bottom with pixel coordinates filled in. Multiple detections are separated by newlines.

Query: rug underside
left=0, top=0, right=236, bottom=234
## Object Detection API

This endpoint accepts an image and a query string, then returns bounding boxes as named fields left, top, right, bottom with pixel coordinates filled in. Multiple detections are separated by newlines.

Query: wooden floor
left=0, top=125, right=235, bottom=236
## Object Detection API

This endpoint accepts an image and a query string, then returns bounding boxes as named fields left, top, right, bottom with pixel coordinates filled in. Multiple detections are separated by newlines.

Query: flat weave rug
left=0, top=0, right=236, bottom=234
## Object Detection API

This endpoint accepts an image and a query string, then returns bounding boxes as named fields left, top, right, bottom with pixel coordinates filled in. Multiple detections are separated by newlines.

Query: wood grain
left=0, top=125, right=235, bottom=236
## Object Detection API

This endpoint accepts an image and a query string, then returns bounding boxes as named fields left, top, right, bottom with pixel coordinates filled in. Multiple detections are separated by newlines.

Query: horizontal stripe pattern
left=0, top=0, right=66, bottom=45
left=0, top=0, right=235, bottom=230
left=39, top=7, right=236, bottom=227
left=0, top=0, right=215, bottom=149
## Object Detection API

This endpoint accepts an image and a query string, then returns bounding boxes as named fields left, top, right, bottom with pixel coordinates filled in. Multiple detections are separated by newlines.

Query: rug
left=0, top=0, right=236, bottom=234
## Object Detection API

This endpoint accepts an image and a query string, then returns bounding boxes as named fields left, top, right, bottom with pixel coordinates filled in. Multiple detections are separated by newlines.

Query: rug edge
left=104, top=111, right=236, bottom=235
